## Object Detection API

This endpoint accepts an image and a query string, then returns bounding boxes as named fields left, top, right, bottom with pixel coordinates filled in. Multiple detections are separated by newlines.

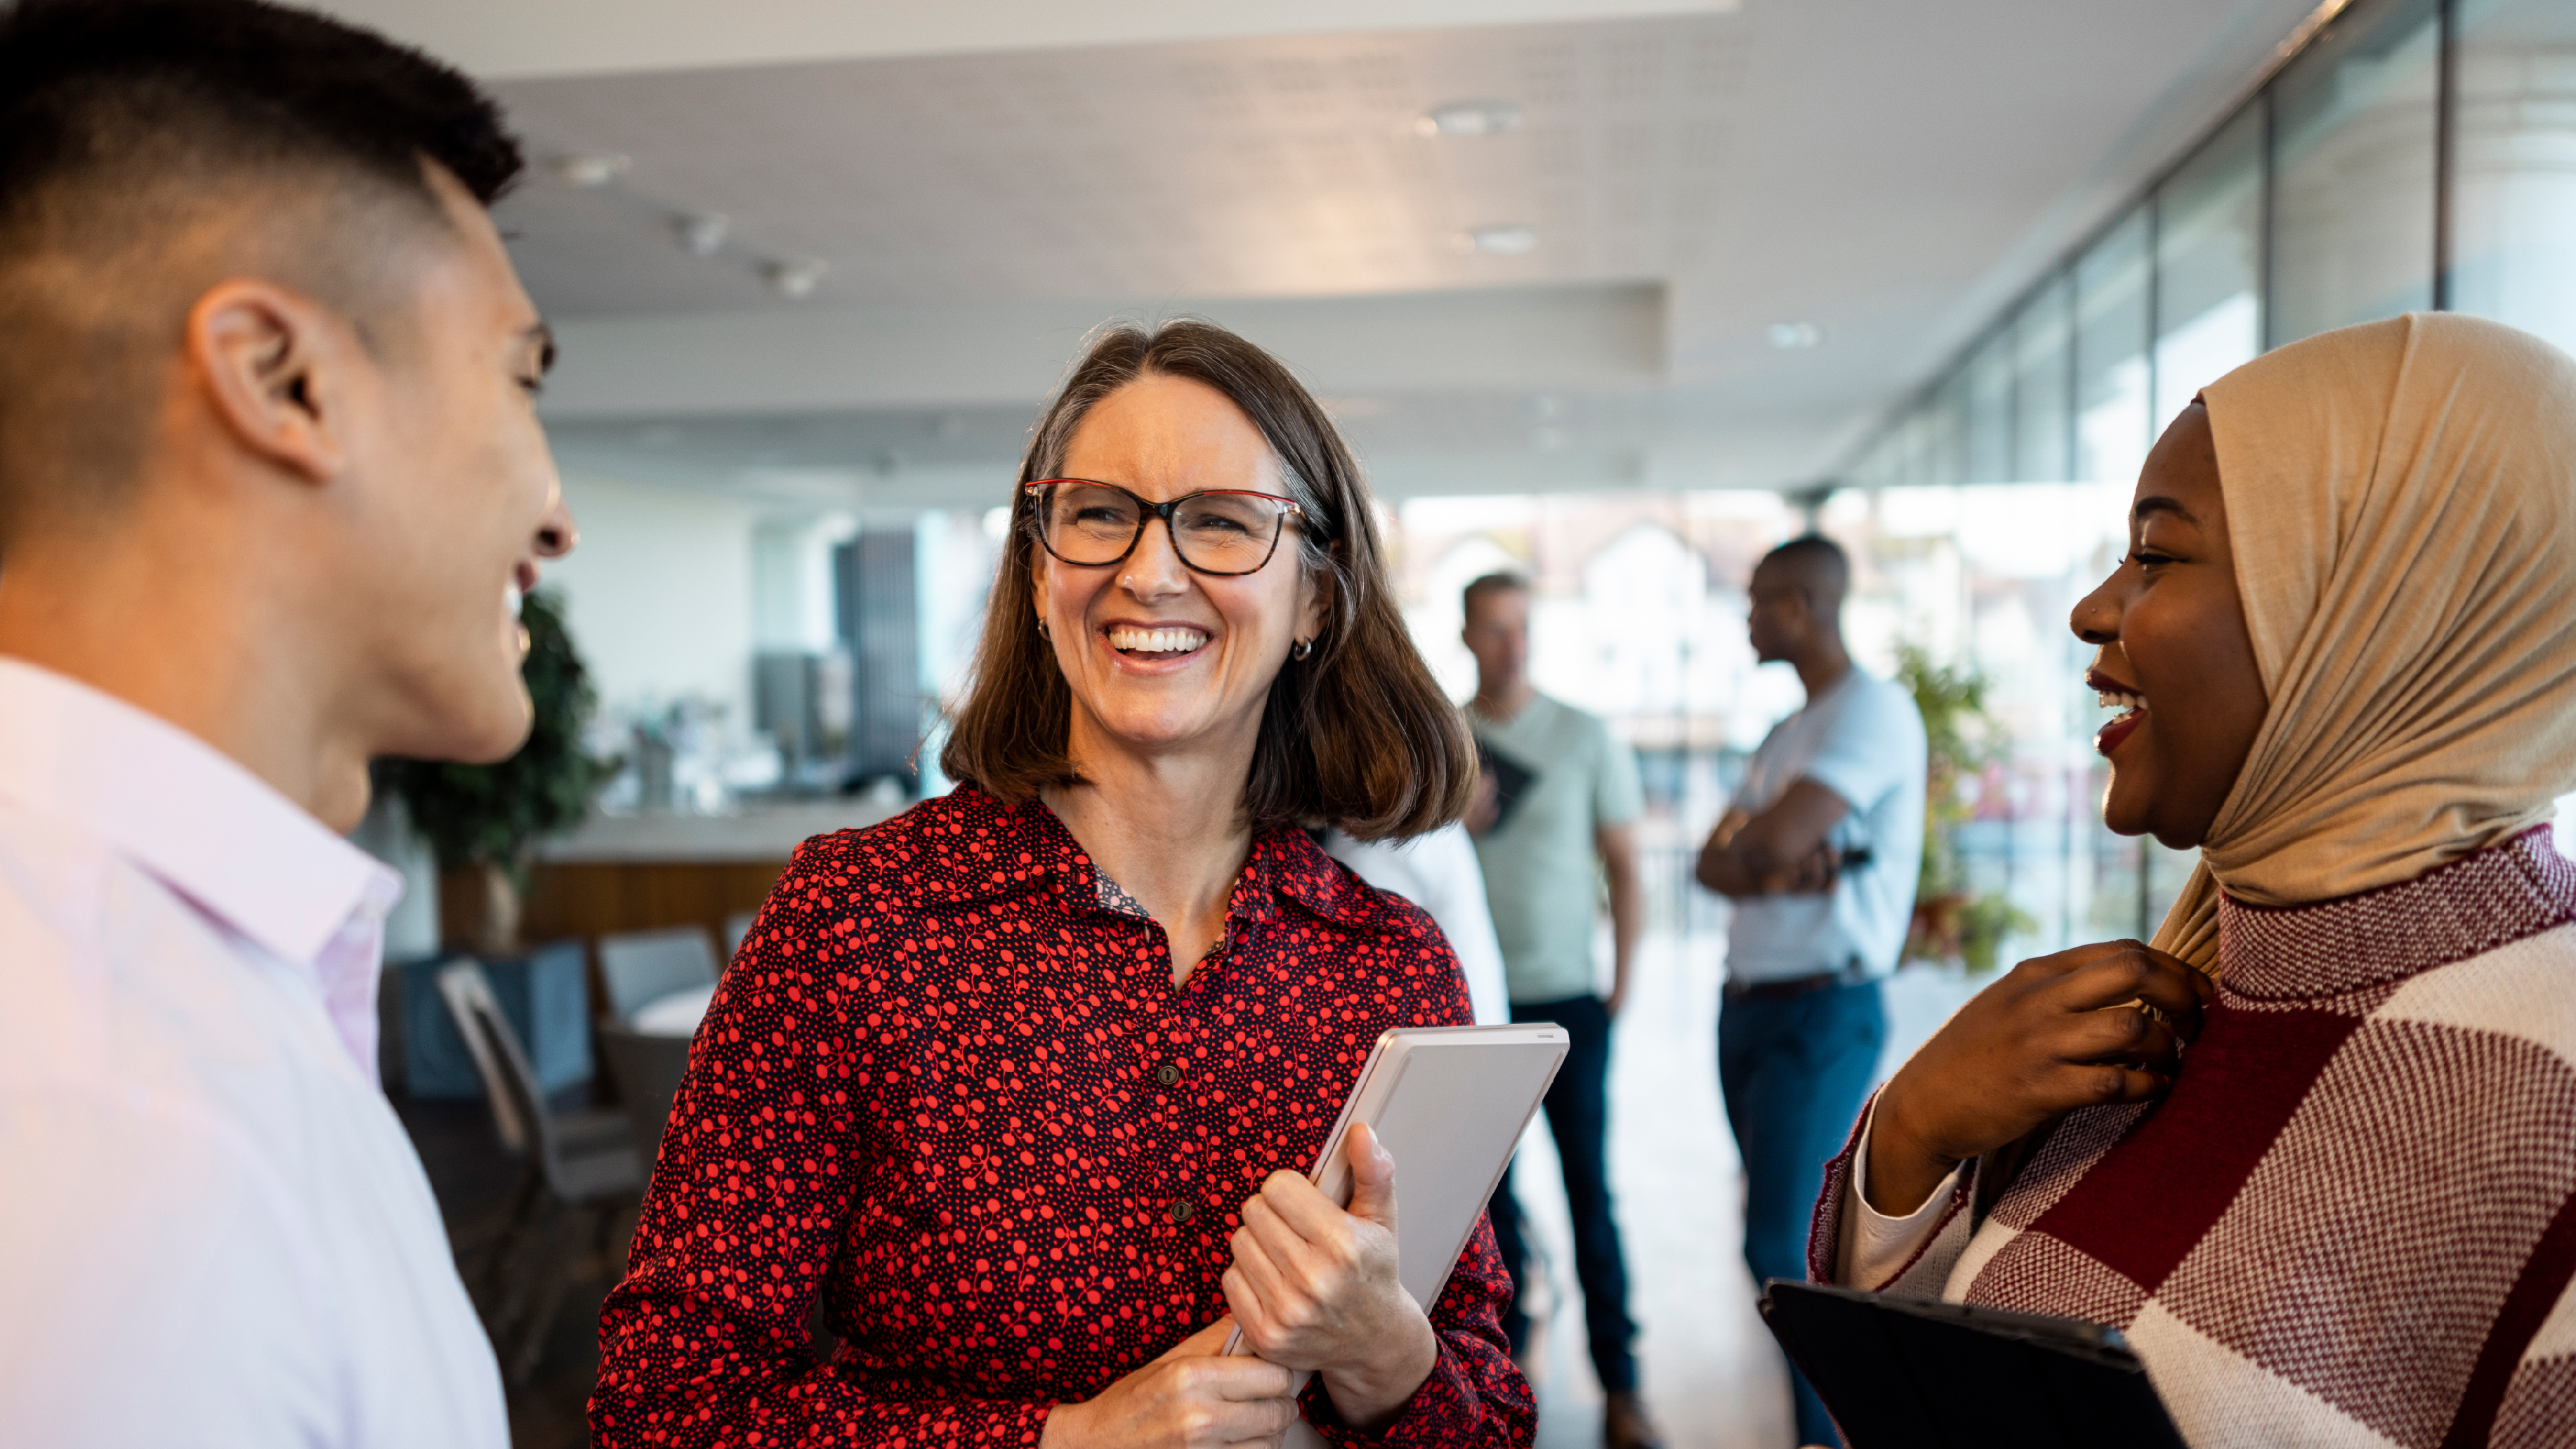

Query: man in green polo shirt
left=1461, top=572, right=1658, bottom=1449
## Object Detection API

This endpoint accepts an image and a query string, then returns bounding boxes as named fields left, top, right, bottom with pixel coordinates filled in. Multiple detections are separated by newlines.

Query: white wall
left=544, top=471, right=761, bottom=728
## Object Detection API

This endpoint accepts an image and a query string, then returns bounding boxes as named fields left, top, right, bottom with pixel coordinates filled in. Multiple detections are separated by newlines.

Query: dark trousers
left=1490, top=994, right=1638, bottom=1395
left=1719, top=978, right=1887, bottom=1448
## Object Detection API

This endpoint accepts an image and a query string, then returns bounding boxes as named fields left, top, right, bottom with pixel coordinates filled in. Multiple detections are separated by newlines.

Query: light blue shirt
left=1725, top=668, right=1928, bottom=983
left=1469, top=693, right=1644, bottom=1003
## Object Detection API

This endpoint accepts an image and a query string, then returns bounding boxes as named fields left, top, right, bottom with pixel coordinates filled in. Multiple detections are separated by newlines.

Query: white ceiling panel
left=487, top=17, right=1742, bottom=315
left=312, top=0, right=1738, bottom=82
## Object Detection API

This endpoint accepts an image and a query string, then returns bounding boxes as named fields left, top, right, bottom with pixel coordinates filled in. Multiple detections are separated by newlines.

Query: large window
left=2452, top=0, right=2576, bottom=353
left=2271, top=0, right=2443, bottom=343
left=2013, top=276, right=2075, bottom=484
left=1400, top=0, right=2576, bottom=966
left=2073, top=208, right=2155, bottom=490
left=2154, top=107, right=2266, bottom=424
left=1964, top=333, right=2016, bottom=485
left=1839, top=0, right=2576, bottom=955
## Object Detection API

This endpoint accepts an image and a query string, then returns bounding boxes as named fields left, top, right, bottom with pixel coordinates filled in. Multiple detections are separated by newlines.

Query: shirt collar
left=0, top=659, right=401, bottom=970
left=1261, top=827, right=1382, bottom=927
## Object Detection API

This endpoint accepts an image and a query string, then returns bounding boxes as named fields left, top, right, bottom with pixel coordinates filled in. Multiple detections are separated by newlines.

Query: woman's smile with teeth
left=2090, top=677, right=2149, bottom=756
left=1108, top=624, right=1210, bottom=654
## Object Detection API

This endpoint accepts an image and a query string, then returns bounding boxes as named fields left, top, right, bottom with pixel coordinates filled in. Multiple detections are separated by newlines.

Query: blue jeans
left=1494, top=995, right=1638, bottom=1395
left=1719, top=978, right=1886, bottom=1448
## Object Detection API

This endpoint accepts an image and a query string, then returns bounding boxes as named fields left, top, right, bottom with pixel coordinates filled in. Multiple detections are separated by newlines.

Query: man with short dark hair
left=1697, top=535, right=1925, bottom=1448
left=1460, top=572, right=1662, bottom=1449
left=0, top=1, right=570, bottom=1442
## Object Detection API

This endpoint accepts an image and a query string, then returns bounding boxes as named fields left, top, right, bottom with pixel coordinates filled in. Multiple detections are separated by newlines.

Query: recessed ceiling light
left=1767, top=321, right=1827, bottom=350
left=1418, top=100, right=1524, bottom=138
left=764, top=257, right=829, bottom=299
left=551, top=152, right=631, bottom=188
left=673, top=211, right=730, bottom=257
left=1458, top=225, right=1539, bottom=256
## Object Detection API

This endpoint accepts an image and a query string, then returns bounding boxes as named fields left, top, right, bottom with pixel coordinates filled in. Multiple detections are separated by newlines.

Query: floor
left=397, top=933, right=1980, bottom=1449
left=1506, top=935, right=1978, bottom=1449
left=399, top=1091, right=624, bottom=1449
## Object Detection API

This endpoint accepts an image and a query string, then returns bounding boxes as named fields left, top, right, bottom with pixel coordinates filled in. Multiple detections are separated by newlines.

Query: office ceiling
left=494, top=20, right=1744, bottom=315
left=317, top=0, right=2322, bottom=503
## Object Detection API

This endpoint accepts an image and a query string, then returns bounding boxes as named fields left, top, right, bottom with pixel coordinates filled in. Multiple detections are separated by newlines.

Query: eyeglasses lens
left=1042, top=484, right=1281, bottom=571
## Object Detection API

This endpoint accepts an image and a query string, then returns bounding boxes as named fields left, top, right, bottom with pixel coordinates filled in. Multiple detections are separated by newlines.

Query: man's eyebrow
left=2134, top=494, right=2197, bottom=524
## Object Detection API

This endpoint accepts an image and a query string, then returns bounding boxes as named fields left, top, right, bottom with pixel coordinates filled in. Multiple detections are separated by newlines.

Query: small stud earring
left=1037, top=616, right=1051, bottom=639
left=1292, top=638, right=1315, bottom=661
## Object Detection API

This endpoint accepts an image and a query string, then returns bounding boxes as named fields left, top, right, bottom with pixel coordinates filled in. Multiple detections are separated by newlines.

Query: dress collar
left=2217, top=825, right=2576, bottom=999
left=0, top=658, right=400, bottom=971
left=985, top=789, right=1376, bottom=930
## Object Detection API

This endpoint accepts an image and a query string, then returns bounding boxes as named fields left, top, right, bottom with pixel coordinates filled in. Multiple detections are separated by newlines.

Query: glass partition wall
left=1841, top=0, right=2576, bottom=950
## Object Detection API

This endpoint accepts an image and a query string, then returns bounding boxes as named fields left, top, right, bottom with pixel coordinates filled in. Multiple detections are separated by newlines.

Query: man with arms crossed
left=1697, top=536, right=1924, bottom=1449
left=1460, top=572, right=1662, bottom=1449
left=0, top=2, right=572, bottom=1443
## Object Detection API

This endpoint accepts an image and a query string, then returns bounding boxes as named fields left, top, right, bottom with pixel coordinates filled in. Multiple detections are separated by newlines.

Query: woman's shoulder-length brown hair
left=938, top=318, right=1474, bottom=842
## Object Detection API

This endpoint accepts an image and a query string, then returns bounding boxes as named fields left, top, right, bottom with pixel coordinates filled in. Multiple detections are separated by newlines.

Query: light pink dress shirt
left=0, top=659, right=508, bottom=1447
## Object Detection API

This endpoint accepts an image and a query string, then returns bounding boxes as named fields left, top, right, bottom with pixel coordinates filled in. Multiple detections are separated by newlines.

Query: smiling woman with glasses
left=593, top=320, right=1530, bottom=1449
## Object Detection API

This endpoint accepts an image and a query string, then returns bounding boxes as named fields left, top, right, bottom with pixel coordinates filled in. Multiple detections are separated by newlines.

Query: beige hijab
left=2152, top=313, right=2576, bottom=970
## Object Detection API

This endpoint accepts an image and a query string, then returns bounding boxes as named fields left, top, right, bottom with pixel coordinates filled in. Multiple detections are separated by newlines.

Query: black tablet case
left=1759, top=1280, right=2188, bottom=1449
left=1476, top=740, right=1537, bottom=832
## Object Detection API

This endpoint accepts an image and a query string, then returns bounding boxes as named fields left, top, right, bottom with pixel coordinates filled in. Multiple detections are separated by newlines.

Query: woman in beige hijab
left=1813, top=313, right=2576, bottom=1448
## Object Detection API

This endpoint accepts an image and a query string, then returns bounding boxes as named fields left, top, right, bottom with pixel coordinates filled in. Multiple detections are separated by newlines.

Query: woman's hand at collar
left=1867, top=939, right=2214, bottom=1216
left=1040, top=1318, right=1295, bottom=1449
left=1223, top=1123, right=1440, bottom=1431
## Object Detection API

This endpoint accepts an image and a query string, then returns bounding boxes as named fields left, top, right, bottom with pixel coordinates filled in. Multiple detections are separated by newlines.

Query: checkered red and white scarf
left=1811, top=829, right=2576, bottom=1448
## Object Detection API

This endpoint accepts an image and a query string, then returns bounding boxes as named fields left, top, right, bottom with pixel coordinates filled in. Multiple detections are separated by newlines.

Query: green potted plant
left=1895, top=643, right=2036, bottom=973
left=379, top=589, right=611, bottom=955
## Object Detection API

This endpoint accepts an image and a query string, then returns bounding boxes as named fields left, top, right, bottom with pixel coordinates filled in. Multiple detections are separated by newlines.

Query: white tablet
left=1226, top=1023, right=1570, bottom=1356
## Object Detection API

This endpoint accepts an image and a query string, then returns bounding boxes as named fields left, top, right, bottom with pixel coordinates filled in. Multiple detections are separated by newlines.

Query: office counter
left=501, top=800, right=903, bottom=953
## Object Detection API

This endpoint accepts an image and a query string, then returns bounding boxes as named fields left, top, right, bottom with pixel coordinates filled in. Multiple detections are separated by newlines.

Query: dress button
left=1156, top=1061, right=1181, bottom=1087
left=1169, top=1198, right=1197, bottom=1224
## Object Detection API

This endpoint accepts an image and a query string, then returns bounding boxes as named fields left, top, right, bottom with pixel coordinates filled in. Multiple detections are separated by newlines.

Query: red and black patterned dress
left=590, top=786, right=1534, bottom=1448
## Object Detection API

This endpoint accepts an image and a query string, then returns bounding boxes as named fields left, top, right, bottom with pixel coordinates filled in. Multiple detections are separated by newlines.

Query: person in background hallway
left=1461, top=572, right=1663, bottom=1449
left=0, top=2, right=574, bottom=1444
left=593, top=320, right=1535, bottom=1448
left=1325, top=816, right=1511, bottom=1029
left=1696, top=535, right=1925, bottom=1449
left=1815, top=314, right=2576, bottom=1448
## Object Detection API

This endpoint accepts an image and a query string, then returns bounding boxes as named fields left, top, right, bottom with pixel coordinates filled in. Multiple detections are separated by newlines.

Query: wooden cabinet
left=515, top=858, right=791, bottom=949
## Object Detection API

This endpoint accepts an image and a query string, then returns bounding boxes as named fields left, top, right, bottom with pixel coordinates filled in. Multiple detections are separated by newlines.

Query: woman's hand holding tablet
left=1223, top=1124, right=1442, bottom=1431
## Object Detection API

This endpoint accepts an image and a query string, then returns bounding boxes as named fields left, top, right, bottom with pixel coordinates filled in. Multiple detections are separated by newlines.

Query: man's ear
left=185, top=279, right=354, bottom=485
